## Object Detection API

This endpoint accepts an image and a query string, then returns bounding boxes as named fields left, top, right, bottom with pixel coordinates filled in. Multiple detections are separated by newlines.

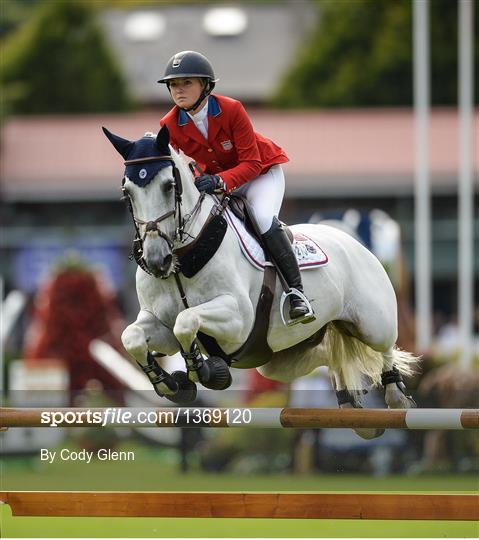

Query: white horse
left=103, top=126, right=417, bottom=439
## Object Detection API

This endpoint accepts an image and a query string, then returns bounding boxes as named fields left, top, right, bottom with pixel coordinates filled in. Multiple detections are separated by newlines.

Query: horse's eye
left=164, top=180, right=175, bottom=193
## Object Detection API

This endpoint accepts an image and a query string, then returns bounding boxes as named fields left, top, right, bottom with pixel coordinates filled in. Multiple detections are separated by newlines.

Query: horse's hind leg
left=338, top=299, right=417, bottom=409
left=381, top=347, right=417, bottom=409
left=330, top=370, right=385, bottom=440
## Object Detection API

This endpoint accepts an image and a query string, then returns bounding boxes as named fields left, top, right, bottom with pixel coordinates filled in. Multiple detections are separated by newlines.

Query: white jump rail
left=0, top=407, right=477, bottom=430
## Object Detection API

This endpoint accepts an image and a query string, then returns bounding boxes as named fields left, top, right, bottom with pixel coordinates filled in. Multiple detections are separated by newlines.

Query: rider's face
left=169, top=78, right=205, bottom=111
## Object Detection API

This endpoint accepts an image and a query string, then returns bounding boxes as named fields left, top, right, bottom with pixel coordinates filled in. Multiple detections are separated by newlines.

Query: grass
left=2, top=441, right=478, bottom=492
left=1, top=440, right=478, bottom=537
left=1, top=511, right=478, bottom=538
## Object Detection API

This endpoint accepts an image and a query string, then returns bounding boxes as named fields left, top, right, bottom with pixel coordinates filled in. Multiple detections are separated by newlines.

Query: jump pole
left=1, top=407, right=478, bottom=430
left=1, top=491, right=478, bottom=520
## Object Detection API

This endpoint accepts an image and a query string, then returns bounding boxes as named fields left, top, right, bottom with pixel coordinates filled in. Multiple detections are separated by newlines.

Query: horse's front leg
left=173, top=294, right=247, bottom=389
left=122, top=309, right=185, bottom=397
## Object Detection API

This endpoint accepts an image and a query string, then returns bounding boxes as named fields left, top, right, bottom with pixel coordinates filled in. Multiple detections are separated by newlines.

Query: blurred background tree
left=1, top=0, right=477, bottom=115
left=0, top=0, right=39, bottom=38
left=0, top=0, right=132, bottom=116
left=272, top=0, right=479, bottom=108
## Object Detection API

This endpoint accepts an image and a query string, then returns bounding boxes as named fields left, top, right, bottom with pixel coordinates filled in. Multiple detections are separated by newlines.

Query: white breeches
left=234, top=165, right=285, bottom=234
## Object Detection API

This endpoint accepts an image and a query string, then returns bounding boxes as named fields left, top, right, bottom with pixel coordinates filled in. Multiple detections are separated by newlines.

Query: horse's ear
left=156, top=124, right=170, bottom=153
left=102, top=127, right=134, bottom=160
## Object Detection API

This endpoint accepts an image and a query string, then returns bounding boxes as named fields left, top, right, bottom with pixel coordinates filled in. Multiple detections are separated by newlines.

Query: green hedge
left=0, top=1, right=131, bottom=115
left=272, top=0, right=479, bottom=108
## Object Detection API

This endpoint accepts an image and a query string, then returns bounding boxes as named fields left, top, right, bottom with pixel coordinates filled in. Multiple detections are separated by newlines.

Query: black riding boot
left=261, top=217, right=314, bottom=324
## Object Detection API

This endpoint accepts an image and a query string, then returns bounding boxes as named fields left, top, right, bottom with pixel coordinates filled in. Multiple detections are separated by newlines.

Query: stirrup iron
left=279, top=288, right=315, bottom=327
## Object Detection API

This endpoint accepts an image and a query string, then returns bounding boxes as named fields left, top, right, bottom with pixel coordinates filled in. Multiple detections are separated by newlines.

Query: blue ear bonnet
left=125, top=136, right=172, bottom=187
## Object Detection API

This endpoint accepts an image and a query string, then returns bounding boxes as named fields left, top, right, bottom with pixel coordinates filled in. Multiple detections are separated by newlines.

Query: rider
left=158, top=50, right=314, bottom=324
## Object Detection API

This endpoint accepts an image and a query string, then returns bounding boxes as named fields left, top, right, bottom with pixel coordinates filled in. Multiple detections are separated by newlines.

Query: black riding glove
left=194, top=174, right=224, bottom=194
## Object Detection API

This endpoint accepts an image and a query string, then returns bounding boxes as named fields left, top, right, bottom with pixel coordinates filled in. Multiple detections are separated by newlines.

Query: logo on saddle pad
left=225, top=210, right=328, bottom=271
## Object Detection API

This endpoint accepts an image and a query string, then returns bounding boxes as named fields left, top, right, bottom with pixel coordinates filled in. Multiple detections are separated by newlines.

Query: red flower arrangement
left=23, top=260, right=125, bottom=396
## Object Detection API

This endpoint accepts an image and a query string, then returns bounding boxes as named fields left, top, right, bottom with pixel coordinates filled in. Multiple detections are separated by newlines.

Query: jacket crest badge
left=221, top=140, right=233, bottom=151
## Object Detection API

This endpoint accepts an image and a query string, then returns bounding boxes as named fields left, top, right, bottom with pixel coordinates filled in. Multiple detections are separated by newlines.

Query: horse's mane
left=168, top=144, right=195, bottom=184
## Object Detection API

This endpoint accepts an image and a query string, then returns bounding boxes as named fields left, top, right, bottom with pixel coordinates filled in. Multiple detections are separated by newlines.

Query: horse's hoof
left=152, top=375, right=179, bottom=397
left=164, top=371, right=197, bottom=404
left=198, top=357, right=232, bottom=390
left=406, top=396, right=417, bottom=408
left=338, top=400, right=384, bottom=439
left=385, top=383, right=417, bottom=409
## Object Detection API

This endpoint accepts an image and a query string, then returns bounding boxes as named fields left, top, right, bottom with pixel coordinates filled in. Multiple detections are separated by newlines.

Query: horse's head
left=103, top=125, right=186, bottom=279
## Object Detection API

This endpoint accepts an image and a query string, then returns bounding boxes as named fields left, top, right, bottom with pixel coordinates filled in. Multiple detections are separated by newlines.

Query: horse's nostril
left=163, top=254, right=172, bottom=269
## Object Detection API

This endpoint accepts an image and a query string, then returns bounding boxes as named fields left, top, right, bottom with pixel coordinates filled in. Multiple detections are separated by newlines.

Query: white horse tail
left=324, top=323, right=418, bottom=391
left=388, top=347, right=420, bottom=378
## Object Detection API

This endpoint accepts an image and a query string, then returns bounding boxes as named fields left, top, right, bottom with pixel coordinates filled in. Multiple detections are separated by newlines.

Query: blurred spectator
left=413, top=364, right=479, bottom=473
left=433, top=311, right=479, bottom=357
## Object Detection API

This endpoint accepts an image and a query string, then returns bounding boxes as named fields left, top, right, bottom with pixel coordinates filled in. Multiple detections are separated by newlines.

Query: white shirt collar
left=187, top=100, right=208, bottom=122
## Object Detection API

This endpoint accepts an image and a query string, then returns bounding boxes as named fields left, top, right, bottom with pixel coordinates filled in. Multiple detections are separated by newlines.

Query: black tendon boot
left=261, top=217, right=315, bottom=324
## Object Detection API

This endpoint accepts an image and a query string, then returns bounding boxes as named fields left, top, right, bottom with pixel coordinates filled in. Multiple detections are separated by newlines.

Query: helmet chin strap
left=169, top=81, right=215, bottom=113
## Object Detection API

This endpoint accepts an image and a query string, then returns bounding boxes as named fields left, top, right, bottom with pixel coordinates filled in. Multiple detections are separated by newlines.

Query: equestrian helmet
left=158, top=51, right=218, bottom=83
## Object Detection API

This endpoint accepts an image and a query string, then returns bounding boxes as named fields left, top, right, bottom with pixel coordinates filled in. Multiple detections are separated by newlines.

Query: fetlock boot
left=261, top=217, right=315, bottom=324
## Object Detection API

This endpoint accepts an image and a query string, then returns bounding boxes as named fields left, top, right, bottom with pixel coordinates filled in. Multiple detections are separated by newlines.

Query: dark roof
left=100, top=2, right=316, bottom=103
left=1, top=107, right=477, bottom=201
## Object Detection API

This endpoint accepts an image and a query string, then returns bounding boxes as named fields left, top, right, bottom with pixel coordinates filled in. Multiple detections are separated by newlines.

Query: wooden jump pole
left=0, top=491, right=477, bottom=520
left=1, top=407, right=478, bottom=430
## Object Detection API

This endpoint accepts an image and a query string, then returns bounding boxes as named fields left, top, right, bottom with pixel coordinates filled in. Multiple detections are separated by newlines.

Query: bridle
left=121, top=155, right=205, bottom=276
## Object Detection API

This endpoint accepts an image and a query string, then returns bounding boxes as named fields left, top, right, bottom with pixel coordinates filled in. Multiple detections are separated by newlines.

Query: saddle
left=228, top=193, right=294, bottom=245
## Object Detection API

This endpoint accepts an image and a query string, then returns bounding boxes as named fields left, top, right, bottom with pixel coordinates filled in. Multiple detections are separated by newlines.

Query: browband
left=124, top=155, right=172, bottom=166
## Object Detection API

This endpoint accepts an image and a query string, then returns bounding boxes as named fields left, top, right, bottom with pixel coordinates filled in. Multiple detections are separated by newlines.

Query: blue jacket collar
left=208, top=95, right=221, bottom=117
left=177, top=95, right=222, bottom=126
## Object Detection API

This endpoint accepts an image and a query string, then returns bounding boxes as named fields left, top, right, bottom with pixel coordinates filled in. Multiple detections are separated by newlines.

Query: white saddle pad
left=225, top=209, right=328, bottom=271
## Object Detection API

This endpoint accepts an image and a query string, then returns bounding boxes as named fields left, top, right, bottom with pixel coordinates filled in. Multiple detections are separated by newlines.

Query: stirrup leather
left=279, top=287, right=316, bottom=327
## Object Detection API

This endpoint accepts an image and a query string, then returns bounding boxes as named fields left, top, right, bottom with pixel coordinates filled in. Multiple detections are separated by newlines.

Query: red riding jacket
left=160, top=94, right=288, bottom=190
